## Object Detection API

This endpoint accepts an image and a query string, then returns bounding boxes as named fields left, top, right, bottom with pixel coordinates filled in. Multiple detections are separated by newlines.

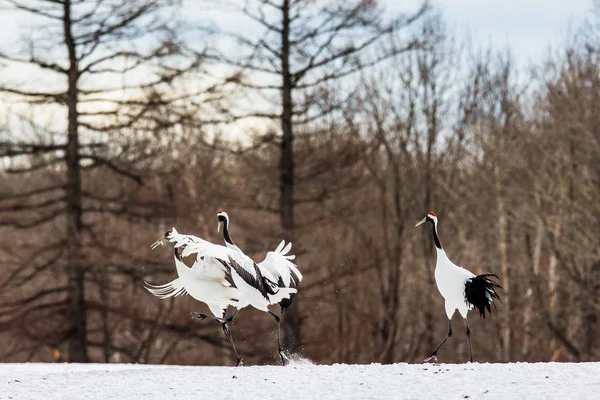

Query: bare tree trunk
left=63, top=0, right=87, bottom=363
left=580, top=273, right=593, bottom=361
left=547, top=219, right=560, bottom=359
left=101, top=266, right=111, bottom=363
left=421, top=128, right=436, bottom=356
left=522, top=218, right=543, bottom=357
left=494, top=164, right=510, bottom=361
left=421, top=171, right=437, bottom=356
left=583, top=260, right=600, bottom=360
left=280, top=0, right=301, bottom=353
left=382, top=167, right=403, bottom=364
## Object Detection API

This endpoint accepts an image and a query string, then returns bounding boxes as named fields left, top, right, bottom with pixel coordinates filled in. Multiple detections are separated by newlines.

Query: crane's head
left=150, top=227, right=176, bottom=250
left=415, top=211, right=438, bottom=227
left=217, top=210, right=229, bottom=233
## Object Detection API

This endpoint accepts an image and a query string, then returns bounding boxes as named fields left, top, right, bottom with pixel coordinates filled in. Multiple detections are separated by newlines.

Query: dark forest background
left=0, top=0, right=598, bottom=365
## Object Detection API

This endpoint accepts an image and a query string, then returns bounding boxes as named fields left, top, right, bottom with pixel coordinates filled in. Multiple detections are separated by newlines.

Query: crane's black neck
left=430, top=221, right=442, bottom=250
left=222, top=220, right=234, bottom=246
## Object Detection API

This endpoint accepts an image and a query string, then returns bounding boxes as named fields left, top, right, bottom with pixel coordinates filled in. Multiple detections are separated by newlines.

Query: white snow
left=0, top=360, right=599, bottom=399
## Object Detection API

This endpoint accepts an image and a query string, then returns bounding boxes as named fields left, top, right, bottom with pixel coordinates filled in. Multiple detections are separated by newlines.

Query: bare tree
left=0, top=0, right=204, bottom=362
left=530, top=47, right=600, bottom=361
left=202, top=0, right=429, bottom=354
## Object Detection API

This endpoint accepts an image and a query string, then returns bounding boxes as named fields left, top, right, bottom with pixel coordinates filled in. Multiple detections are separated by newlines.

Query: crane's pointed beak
left=150, top=238, right=164, bottom=250
left=217, top=221, right=221, bottom=233
left=415, top=217, right=427, bottom=227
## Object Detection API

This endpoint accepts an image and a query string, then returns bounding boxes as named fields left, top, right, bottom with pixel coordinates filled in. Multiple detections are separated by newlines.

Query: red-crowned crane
left=416, top=211, right=501, bottom=363
left=215, top=210, right=302, bottom=364
left=145, top=227, right=296, bottom=366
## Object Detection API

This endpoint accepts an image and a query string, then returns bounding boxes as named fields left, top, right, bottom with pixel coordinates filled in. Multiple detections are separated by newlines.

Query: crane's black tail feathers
left=465, top=274, right=502, bottom=319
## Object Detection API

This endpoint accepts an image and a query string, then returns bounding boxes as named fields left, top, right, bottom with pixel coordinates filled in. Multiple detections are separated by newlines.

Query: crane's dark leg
left=222, top=322, right=243, bottom=366
left=464, top=318, right=472, bottom=363
left=268, top=311, right=289, bottom=366
left=424, top=319, right=452, bottom=362
left=191, top=312, right=225, bottom=323
left=191, top=308, right=241, bottom=324
left=191, top=309, right=243, bottom=366
left=228, top=308, right=240, bottom=322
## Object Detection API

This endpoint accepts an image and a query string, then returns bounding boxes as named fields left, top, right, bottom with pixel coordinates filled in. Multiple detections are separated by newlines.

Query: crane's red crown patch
left=428, top=211, right=436, bottom=217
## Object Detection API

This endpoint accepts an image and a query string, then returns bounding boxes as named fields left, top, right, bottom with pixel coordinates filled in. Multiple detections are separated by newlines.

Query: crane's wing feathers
left=258, top=240, right=303, bottom=288
left=218, top=259, right=237, bottom=288
left=144, top=278, right=188, bottom=299
left=289, top=268, right=301, bottom=288
left=167, top=231, right=259, bottom=281
left=281, top=241, right=292, bottom=254
left=274, top=240, right=286, bottom=254
left=224, top=256, right=277, bottom=300
left=257, top=240, right=302, bottom=312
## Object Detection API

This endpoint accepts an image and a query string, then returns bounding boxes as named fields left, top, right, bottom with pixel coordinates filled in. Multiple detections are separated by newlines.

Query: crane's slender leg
left=227, top=308, right=241, bottom=322
left=424, top=319, right=452, bottom=362
left=190, top=308, right=241, bottom=324
left=464, top=317, right=472, bottom=363
left=191, top=309, right=243, bottom=366
left=191, top=312, right=225, bottom=323
left=268, top=311, right=289, bottom=366
left=222, top=322, right=243, bottom=366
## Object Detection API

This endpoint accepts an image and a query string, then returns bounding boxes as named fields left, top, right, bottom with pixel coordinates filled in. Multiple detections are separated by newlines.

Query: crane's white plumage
left=434, top=247, right=476, bottom=319
left=145, top=244, right=241, bottom=317
left=416, top=211, right=501, bottom=363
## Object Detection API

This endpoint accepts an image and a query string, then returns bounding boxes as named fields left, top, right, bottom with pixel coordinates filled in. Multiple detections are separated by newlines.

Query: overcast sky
left=0, top=0, right=592, bottom=138
left=429, top=0, right=590, bottom=64
left=0, top=0, right=592, bottom=68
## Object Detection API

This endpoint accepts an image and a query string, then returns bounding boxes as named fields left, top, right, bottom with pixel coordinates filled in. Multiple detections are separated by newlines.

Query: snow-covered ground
left=1, top=360, right=598, bottom=399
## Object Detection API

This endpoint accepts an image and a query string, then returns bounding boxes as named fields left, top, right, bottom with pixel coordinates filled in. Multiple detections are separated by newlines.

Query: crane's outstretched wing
left=144, top=278, right=188, bottom=299
left=160, top=227, right=260, bottom=282
left=258, top=240, right=302, bottom=289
